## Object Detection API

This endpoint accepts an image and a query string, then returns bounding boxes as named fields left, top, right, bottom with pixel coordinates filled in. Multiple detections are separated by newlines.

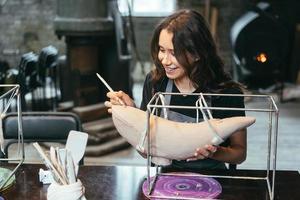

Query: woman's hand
left=186, top=145, right=217, bottom=162
left=104, top=90, right=135, bottom=113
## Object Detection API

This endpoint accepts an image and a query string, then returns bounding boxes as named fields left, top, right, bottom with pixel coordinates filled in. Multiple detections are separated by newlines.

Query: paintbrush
left=33, top=142, right=68, bottom=185
left=96, top=73, right=125, bottom=106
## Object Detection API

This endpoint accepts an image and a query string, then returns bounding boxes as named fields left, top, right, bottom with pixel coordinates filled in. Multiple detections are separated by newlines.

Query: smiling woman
left=105, top=9, right=247, bottom=171
left=158, top=30, right=190, bottom=88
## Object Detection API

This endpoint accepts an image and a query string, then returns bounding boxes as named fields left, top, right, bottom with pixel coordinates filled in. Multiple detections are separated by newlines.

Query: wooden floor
left=8, top=85, right=300, bottom=172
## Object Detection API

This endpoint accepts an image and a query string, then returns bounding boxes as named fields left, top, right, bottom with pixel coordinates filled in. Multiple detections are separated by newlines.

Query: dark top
left=140, top=73, right=245, bottom=170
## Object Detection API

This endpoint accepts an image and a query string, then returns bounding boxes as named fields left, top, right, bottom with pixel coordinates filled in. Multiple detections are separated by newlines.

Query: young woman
left=105, top=9, right=246, bottom=170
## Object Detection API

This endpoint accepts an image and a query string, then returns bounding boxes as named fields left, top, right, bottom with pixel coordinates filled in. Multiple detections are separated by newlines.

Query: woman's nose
left=161, top=53, right=172, bottom=65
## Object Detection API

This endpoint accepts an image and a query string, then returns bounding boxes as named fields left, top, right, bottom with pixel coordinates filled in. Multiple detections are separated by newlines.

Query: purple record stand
left=142, top=172, right=222, bottom=199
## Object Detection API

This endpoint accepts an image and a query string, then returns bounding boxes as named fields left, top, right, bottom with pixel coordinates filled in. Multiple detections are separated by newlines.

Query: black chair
left=1, top=111, right=83, bottom=163
left=17, top=52, right=39, bottom=110
left=36, top=46, right=59, bottom=111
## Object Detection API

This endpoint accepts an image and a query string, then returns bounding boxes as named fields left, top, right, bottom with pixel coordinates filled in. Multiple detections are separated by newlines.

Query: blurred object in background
left=54, top=0, right=132, bottom=107
left=0, top=60, right=10, bottom=84
left=36, top=45, right=60, bottom=111
left=231, top=2, right=295, bottom=90
left=17, top=46, right=60, bottom=111
left=17, top=52, right=38, bottom=110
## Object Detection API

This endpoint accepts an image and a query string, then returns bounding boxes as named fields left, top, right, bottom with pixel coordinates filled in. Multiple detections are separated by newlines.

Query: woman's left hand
left=186, top=145, right=217, bottom=162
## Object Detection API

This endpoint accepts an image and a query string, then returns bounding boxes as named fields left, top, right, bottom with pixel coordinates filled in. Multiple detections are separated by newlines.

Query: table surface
left=0, top=164, right=299, bottom=200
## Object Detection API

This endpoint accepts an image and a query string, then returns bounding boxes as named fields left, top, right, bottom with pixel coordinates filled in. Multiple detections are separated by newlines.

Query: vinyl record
left=142, top=173, right=222, bottom=199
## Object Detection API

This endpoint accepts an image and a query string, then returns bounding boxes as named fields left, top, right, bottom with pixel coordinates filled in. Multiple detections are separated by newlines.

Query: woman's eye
left=159, top=48, right=165, bottom=53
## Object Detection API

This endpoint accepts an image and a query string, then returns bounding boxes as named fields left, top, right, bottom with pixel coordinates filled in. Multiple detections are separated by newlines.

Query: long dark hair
left=150, top=9, right=242, bottom=92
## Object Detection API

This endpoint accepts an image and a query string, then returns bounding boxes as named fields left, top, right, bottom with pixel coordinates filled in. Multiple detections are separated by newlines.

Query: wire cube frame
left=0, top=84, right=24, bottom=190
left=144, top=92, right=279, bottom=200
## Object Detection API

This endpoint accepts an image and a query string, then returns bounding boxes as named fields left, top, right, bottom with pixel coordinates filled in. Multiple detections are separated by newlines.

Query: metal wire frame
left=0, top=84, right=24, bottom=190
left=144, top=92, right=279, bottom=200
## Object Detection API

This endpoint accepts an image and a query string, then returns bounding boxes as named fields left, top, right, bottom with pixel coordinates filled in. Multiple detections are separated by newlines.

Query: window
left=118, top=0, right=176, bottom=16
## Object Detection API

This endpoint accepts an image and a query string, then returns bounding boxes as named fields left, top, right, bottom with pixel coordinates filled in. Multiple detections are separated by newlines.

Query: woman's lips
left=164, top=65, right=178, bottom=73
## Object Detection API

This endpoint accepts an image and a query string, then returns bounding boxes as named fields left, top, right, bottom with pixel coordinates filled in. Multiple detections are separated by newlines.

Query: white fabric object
left=47, top=179, right=85, bottom=200
left=111, top=105, right=256, bottom=166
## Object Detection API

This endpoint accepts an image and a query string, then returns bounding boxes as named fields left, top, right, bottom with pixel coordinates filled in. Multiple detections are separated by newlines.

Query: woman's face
left=158, top=29, right=187, bottom=81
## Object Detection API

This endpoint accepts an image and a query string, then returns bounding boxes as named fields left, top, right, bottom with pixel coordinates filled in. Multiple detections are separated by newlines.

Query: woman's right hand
left=104, top=90, right=135, bottom=113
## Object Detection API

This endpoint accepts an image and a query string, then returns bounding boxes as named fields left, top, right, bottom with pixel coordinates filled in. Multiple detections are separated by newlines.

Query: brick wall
left=0, top=0, right=65, bottom=68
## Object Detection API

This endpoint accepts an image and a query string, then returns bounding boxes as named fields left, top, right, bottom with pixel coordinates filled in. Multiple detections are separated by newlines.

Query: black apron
left=163, top=79, right=226, bottom=171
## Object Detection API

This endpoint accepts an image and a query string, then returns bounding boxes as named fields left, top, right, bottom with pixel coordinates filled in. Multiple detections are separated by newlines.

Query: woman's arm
left=187, top=129, right=247, bottom=164
left=210, top=129, right=247, bottom=164
left=188, top=87, right=247, bottom=164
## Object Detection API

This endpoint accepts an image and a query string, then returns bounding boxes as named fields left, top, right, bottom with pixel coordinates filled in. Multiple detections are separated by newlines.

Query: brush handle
left=96, top=73, right=125, bottom=105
